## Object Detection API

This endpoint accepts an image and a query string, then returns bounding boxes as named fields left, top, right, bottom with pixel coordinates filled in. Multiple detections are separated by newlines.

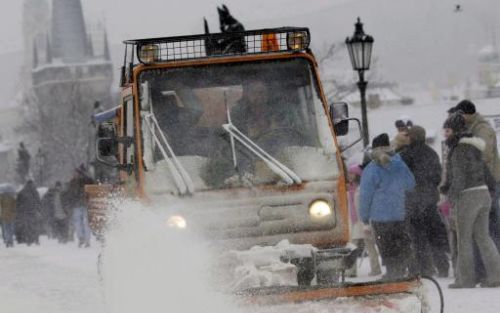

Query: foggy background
left=0, top=0, right=499, bottom=106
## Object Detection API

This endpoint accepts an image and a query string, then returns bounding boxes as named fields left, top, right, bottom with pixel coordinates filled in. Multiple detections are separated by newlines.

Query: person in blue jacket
left=359, top=133, right=416, bottom=280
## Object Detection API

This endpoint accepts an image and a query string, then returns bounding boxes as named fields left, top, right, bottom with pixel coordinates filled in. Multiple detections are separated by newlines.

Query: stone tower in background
left=22, top=0, right=50, bottom=89
left=51, top=0, right=89, bottom=63
left=29, top=0, right=113, bottom=183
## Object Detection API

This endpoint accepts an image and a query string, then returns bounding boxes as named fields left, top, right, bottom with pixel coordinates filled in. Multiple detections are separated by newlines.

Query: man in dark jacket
left=442, top=113, right=500, bottom=288
left=43, top=182, right=69, bottom=243
left=15, top=180, right=42, bottom=245
left=401, top=126, right=450, bottom=277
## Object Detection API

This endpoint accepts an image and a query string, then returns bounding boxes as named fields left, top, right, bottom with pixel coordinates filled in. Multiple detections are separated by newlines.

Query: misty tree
left=315, top=41, right=383, bottom=155
left=20, top=80, right=95, bottom=183
left=316, top=41, right=381, bottom=103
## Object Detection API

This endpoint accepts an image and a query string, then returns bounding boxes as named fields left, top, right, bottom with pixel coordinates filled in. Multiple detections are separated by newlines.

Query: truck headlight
left=166, top=215, right=187, bottom=229
left=309, top=200, right=332, bottom=218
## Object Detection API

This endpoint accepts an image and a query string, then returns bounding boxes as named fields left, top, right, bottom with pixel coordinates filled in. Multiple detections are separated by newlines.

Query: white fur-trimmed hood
left=459, top=136, right=486, bottom=152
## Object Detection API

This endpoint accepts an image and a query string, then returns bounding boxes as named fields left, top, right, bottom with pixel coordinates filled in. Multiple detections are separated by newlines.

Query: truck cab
left=90, top=27, right=357, bottom=282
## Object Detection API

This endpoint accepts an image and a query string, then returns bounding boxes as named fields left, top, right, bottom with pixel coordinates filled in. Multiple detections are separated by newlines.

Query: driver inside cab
left=230, top=80, right=299, bottom=153
left=202, top=79, right=304, bottom=187
left=231, top=80, right=277, bottom=138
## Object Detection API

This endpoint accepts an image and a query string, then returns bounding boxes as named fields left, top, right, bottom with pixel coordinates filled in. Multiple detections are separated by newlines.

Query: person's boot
left=448, top=281, right=476, bottom=289
left=369, top=268, right=382, bottom=276
left=479, top=281, right=500, bottom=288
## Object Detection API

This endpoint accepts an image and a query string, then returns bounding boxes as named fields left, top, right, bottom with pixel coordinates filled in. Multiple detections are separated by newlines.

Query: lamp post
left=35, top=148, right=45, bottom=186
left=345, top=17, right=374, bottom=147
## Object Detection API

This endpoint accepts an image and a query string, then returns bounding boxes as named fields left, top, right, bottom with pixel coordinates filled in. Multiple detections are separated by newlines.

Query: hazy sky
left=0, top=0, right=342, bottom=54
left=0, top=0, right=499, bottom=93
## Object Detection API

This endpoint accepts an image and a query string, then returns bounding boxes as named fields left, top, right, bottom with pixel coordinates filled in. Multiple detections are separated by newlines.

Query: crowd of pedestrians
left=0, top=165, right=94, bottom=248
left=348, top=99, right=500, bottom=288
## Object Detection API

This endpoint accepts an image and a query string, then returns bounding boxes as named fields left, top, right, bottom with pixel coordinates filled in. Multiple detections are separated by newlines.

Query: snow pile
left=220, top=240, right=315, bottom=290
left=100, top=199, right=242, bottom=313
left=100, top=201, right=425, bottom=313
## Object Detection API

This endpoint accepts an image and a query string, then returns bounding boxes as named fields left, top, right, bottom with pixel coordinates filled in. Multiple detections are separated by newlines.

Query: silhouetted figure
left=67, top=165, right=94, bottom=248
left=15, top=180, right=41, bottom=246
left=43, top=182, right=69, bottom=243
left=16, top=142, right=31, bottom=184
left=0, top=185, right=17, bottom=247
left=204, top=5, right=246, bottom=55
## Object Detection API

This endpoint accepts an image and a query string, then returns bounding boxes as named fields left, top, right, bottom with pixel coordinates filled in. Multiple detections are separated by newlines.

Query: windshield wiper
left=144, top=113, right=195, bottom=195
left=222, top=122, right=302, bottom=185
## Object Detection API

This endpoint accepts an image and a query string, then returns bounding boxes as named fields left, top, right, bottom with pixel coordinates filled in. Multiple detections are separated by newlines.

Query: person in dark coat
left=40, top=186, right=55, bottom=238
left=359, top=133, right=416, bottom=280
left=15, top=180, right=42, bottom=245
left=441, top=113, right=500, bottom=288
left=16, top=142, right=31, bottom=184
left=401, top=125, right=450, bottom=277
left=0, top=186, right=17, bottom=247
left=453, top=100, right=500, bottom=248
left=43, top=182, right=69, bottom=243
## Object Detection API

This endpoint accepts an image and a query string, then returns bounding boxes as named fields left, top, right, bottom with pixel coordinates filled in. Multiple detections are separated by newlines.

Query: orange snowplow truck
left=86, top=27, right=421, bottom=304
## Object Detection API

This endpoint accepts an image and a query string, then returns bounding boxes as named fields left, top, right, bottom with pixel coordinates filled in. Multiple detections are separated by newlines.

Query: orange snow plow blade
left=241, top=278, right=421, bottom=306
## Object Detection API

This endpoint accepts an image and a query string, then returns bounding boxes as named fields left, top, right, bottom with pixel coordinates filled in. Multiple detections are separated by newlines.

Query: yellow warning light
left=287, top=31, right=310, bottom=51
left=139, top=44, right=160, bottom=63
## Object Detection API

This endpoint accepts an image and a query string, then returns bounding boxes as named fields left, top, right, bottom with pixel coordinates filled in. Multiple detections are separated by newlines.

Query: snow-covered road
left=0, top=238, right=105, bottom=313
left=2, top=236, right=500, bottom=313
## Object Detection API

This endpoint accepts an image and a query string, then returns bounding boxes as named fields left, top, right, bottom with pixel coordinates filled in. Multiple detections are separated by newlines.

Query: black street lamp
left=345, top=17, right=374, bottom=147
left=35, top=148, right=45, bottom=186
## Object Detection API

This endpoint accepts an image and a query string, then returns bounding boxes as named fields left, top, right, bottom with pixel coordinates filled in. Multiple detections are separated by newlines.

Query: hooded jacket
left=359, top=147, right=416, bottom=224
left=0, top=193, right=16, bottom=222
left=467, top=113, right=500, bottom=182
left=447, top=135, right=490, bottom=202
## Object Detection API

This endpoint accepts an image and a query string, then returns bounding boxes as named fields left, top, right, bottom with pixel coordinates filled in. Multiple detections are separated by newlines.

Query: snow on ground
left=348, top=94, right=500, bottom=160
left=1, top=201, right=500, bottom=313
left=0, top=237, right=105, bottom=313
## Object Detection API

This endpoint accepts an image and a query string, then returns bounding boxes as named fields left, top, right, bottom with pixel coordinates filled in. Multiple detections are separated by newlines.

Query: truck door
left=124, top=96, right=135, bottom=167
left=120, top=90, right=138, bottom=191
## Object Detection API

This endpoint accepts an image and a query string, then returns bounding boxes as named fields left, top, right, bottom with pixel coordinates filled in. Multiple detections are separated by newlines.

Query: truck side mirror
left=329, top=102, right=349, bottom=136
left=96, top=123, right=119, bottom=167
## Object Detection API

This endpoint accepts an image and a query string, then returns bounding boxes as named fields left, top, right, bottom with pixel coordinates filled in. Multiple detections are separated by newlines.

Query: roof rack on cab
left=119, top=27, right=310, bottom=85
left=124, top=27, right=310, bottom=64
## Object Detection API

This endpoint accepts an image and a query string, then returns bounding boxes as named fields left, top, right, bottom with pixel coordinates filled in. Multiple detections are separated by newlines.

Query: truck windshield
left=139, top=58, right=339, bottom=191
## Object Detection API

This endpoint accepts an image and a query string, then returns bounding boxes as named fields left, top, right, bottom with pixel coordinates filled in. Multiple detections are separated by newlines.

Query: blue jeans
left=2, top=222, right=15, bottom=246
left=73, top=206, right=91, bottom=245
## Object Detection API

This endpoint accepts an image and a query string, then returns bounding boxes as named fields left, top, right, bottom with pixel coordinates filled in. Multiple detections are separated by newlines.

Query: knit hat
left=455, top=99, right=476, bottom=115
left=372, top=133, right=390, bottom=149
left=395, top=119, right=413, bottom=130
left=443, top=113, right=466, bottom=133
left=408, top=125, right=426, bottom=143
